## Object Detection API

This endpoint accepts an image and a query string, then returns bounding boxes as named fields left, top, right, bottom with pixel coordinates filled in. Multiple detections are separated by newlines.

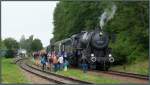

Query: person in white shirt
left=58, top=55, right=64, bottom=70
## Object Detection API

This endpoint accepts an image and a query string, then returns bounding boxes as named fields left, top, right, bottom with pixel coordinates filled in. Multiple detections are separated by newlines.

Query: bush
left=4, top=50, right=16, bottom=58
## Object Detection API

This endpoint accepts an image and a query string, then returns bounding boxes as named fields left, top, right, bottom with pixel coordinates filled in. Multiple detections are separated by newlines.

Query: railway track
left=16, top=58, right=148, bottom=84
left=27, top=62, right=149, bottom=83
left=104, top=70, right=149, bottom=80
left=72, top=67, right=149, bottom=81
left=16, top=58, right=93, bottom=84
left=16, top=59, right=58, bottom=84
left=85, top=68, right=149, bottom=81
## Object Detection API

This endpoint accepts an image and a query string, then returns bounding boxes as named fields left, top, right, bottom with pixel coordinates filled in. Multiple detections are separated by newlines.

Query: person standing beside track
left=80, top=57, right=88, bottom=73
left=51, top=51, right=58, bottom=72
left=64, top=59, right=69, bottom=71
left=40, top=52, right=47, bottom=71
left=47, top=52, right=52, bottom=70
left=44, top=52, right=49, bottom=69
left=33, top=52, right=39, bottom=66
left=58, top=53, right=64, bottom=71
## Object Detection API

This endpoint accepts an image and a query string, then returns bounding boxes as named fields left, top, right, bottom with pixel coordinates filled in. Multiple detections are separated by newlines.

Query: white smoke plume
left=99, top=4, right=117, bottom=29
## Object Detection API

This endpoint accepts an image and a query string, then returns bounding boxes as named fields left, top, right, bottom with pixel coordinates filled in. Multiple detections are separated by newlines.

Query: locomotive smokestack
left=99, top=3, right=117, bottom=29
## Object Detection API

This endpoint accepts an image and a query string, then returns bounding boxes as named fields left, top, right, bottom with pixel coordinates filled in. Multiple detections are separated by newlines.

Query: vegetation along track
left=16, top=58, right=93, bottom=84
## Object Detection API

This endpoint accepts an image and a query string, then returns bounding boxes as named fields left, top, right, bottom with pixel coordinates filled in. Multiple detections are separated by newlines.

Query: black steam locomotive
left=52, top=27, right=115, bottom=71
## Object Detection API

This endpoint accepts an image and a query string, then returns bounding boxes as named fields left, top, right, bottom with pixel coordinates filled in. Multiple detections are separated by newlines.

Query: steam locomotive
left=51, top=27, right=115, bottom=71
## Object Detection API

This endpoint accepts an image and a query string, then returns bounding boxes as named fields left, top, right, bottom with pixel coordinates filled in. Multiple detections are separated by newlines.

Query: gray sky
left=2, top=1, right=59, bottom=47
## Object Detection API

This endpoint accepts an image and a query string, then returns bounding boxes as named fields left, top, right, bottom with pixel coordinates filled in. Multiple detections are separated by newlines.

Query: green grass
left=54, top=69, right=122, bottom=84
left=2, top=57, right=30, bottom=83
left=110, top=60, right=149, bottom=75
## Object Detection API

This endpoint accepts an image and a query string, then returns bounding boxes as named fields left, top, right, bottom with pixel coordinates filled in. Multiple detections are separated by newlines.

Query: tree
left=19, top=35, right=43, bottom=53
left=3, top=38, right=19, bottom=58
left=0, top=41, right=7, bottom=50
left=53, top=1, right=149, bottom=64
left=31, top=38, right=43, bottom=52
left=0, top=41, right=7, bottom=57
left=3, top=38, right=19, bottom=50
left=25, top=35, right=34, bottom=52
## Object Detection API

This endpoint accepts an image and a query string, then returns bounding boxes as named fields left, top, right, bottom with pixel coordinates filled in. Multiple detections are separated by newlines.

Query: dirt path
left=20, top=68, right=56, bottom=84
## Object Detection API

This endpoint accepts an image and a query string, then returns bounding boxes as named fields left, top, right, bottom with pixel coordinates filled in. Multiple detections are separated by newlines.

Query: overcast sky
left=2, top=1, right=59, bottom=47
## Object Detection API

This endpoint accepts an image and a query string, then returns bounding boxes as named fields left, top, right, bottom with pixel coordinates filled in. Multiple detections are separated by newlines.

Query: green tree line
left=0, top=35, right=43, bottom=58
left=53, top=1, right=149, bottom=64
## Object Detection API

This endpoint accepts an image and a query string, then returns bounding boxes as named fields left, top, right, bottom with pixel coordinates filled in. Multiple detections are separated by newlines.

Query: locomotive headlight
left=108, top=54, right=114, bottom=63
left=109, top=54, right=112, bottom=57
left=91, top=53, right=96, bottom=62
left=99, top=32, right=103, bottom=36
left=91, top=53, right=94, bottom=57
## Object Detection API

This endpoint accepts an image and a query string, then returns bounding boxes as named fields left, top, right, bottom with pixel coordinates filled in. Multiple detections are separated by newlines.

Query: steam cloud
left=99, top=4, right=117, bottom=29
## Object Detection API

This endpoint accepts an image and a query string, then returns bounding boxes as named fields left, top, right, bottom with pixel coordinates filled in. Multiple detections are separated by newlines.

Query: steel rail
left=104, top=70, right=149, bottom=80
left=16, top=58, right=93, bottom=84
left=16, top=59, right=62, bottom=84
left=72, top=67, right=149, bottom=80
left=25, top=62, right=93, bottom=84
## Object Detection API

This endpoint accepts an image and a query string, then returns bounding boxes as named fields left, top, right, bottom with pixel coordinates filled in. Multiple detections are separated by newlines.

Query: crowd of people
left=32, top=51, right=69, bottom=72
left=32, top=50, right=89, bottom=73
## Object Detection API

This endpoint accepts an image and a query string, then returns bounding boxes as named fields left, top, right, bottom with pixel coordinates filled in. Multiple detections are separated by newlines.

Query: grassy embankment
left=110, top=60, right=149, bottom=75
left=30, top=58, right=149, bottom=83
left=54, top=60, right=148, bottom=83
left=55, top=69, right=123, bottom=84
left=53, top=60, right=149, bottom=83
left=29, top=58, right=121, bottom=84
left=2, top=57, right=30, bottom=83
